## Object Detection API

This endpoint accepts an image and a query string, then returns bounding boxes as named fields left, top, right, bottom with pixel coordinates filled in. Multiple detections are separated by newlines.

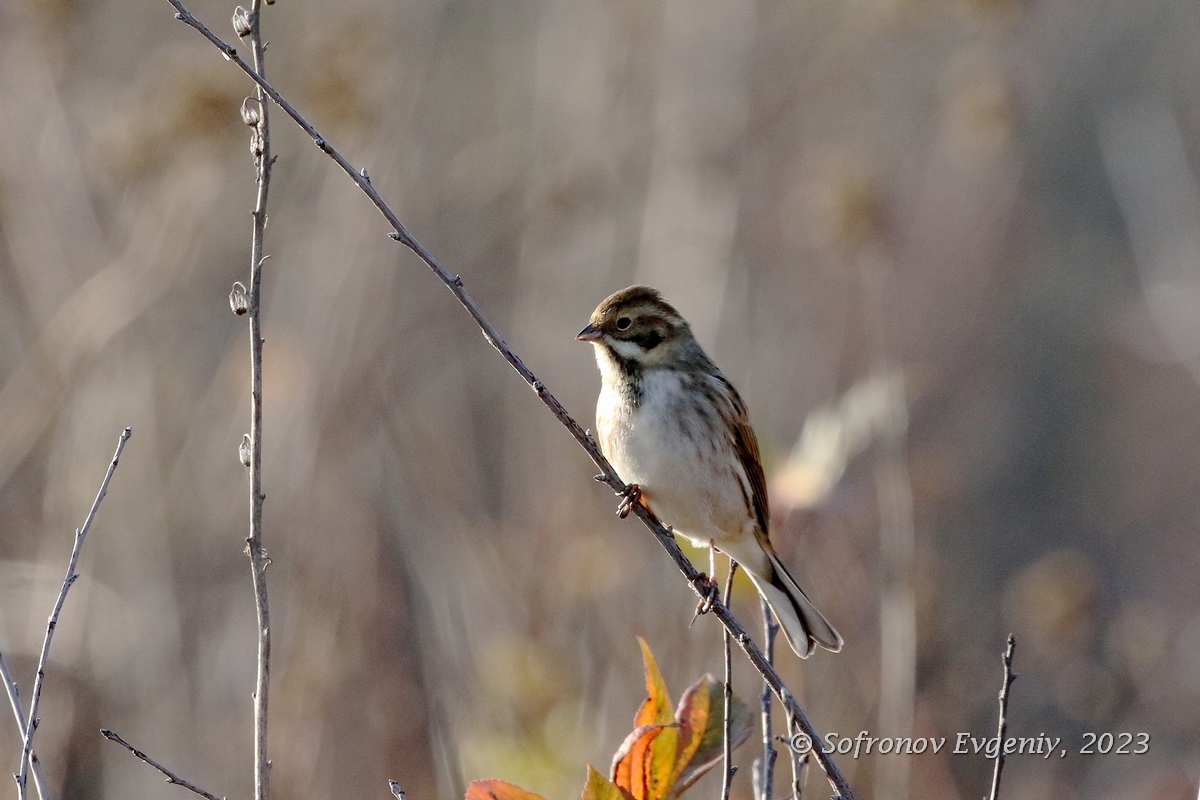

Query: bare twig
left=16, top=427, right=131, bottom=800
left=388, top=780, right=406, bottom=800
left=642, top=526, right=853, bottom=797
left=239, top=3, right=274, bottom=800
left=757, top=599, right=778, bottom=800
left=986, top=636, right=1017, bottom=800
left=101, top=729, right=228, bottom=800
left=0, top=652, right=50, bottom=800
left=785, top=707, right=804, bottom=800
left=721, top=561, right=739, bottom=800
left=160, top=5, right=855, bottom=797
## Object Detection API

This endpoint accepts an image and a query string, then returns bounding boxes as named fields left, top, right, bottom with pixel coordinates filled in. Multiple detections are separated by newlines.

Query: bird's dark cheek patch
left=634, top=330, right=664, bottom=350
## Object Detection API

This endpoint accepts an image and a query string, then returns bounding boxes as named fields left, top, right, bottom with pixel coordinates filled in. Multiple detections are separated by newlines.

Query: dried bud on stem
left=230, top=281, right=249, bottom=315
left=232, top=6, right=252, bottom=37
left=240, top=98, right=261, bottom=128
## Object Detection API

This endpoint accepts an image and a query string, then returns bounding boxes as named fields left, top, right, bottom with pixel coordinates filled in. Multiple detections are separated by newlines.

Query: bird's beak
left=576, top=323, right=603, bottom=342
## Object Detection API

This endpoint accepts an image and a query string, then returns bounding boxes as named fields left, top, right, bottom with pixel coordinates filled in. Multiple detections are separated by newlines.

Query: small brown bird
left=578, top=286, right=842, bottom=658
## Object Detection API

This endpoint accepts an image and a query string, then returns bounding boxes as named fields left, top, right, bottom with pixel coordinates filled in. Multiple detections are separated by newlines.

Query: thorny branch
left=16, top=427, right=131, bottom=800
left=162, top=3, right=856, bottom=797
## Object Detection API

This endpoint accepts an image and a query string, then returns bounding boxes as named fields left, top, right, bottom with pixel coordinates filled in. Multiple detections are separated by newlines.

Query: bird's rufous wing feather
left=714, top=374, right=771, bottom=539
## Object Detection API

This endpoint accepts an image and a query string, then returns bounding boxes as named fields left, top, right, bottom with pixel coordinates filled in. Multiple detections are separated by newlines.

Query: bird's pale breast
left=598, top=369, right=758, bottom=555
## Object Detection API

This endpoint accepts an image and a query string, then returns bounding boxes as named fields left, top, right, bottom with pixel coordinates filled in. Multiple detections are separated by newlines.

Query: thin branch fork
left=15, top=427, right=131, bottom=800
left=0, top=653, right=50, bottom=800
left=161, top=4, right=856, bottom=798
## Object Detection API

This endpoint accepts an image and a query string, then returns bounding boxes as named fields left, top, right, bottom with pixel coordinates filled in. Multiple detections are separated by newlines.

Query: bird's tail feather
left=745, top=554, right=843, bottom=658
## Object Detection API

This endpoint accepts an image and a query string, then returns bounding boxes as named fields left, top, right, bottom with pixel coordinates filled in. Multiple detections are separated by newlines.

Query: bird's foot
left=615, top=483, right=642, bottom=519
left=689, top=573, right=721, bottom=625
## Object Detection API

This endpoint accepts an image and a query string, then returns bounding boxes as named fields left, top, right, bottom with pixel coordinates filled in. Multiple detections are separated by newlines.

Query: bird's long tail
left=744, top=553, right=843, bottom=659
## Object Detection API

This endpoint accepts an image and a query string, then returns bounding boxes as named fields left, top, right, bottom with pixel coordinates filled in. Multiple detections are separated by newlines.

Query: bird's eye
left=616, top=317, right=632, bottom=331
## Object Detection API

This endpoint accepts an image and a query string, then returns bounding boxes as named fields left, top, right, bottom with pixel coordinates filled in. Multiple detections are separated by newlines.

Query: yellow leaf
left=583, top=765, right=634, bottom=800
left=635, top=637, right=674, bottom=726
left=643, top=726, right=679, bottom=800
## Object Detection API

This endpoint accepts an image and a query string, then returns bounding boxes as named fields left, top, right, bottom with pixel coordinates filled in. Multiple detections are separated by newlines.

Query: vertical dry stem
left=242, top=3, right=274, bottom=799
left=721, top=561, right=739, bottom=800
left=757, top=599, right=778, bottom=800
left=784, top=707, right=804, bottom=800
left=987, top=636, right=1018, bottom=800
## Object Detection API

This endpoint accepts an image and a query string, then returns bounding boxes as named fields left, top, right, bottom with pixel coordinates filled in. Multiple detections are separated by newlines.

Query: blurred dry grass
left=1, top=1, right=1200, bottom=799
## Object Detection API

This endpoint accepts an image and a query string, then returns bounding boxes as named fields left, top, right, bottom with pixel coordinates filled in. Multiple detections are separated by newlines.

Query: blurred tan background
left=1, top=0, right=1199, bottom=798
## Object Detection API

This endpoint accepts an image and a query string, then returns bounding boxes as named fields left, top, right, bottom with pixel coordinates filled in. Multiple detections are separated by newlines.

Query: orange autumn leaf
left=612, top=724, right=670, bottom=795
left=472, top=640, right=751, bottom=800
left=611, top=723, right=679, bottom=800
left=610, top=639, right=752, bottom=800
left=465, top=780, right=548, bottom=800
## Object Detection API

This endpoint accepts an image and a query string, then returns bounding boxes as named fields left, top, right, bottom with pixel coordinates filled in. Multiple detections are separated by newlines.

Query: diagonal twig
left=16, top=427, right=131, bottom=800
left=986, top=635, right=1017, bottom=800
left=160, top=4, right=855, bottom=797
left=0, top=652, right=50, bottom=800
left=101, top=729, right=229, bottom=800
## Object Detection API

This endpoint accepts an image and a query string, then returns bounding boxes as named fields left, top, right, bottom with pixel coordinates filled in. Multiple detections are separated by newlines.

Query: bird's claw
left=616, top=483, right=642, bottom=519
left=690, top=573, right=720, bottom=623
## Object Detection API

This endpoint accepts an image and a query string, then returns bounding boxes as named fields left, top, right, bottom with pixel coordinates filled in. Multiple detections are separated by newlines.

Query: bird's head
left=577, top=285, right=698, bottom=371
